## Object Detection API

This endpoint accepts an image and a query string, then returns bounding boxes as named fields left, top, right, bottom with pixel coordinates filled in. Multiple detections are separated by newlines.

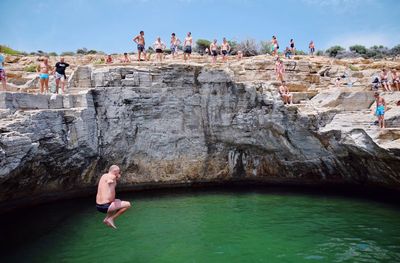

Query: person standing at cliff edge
left=133, top=31, right=147, bottom=62
left=183, top=32, right=193, bottom=62
left=96, top=165, right=131, bottom=229
left=53, top=57, right=69, bottom=94
left=0, top=53, right=7, bottom=91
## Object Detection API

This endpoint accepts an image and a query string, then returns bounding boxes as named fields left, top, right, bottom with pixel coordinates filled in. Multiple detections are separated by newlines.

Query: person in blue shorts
left=36, top=58, right=52, bottom=94
left=133, top=31, right=147, bottom=61
left=374, top=92, right=387, bottom=129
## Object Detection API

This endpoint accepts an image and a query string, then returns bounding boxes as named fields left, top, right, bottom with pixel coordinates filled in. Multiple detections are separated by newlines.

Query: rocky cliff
left=1, top=56, right=400, bottom=206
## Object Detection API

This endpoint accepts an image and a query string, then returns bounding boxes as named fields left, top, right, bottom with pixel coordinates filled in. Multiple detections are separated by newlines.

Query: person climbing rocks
left=374, top=92, right=386, bottom=129
left=96, top=165, right=131, bottom=229
left=275, top=58, right=285, bottom=82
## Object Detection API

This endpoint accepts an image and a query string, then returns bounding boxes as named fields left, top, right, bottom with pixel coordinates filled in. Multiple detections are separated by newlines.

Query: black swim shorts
left=96, top=202, right=111, bottom=213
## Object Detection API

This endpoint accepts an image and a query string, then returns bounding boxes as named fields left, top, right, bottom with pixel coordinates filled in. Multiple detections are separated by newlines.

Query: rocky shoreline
left=1, top=55, right=400, bottom=209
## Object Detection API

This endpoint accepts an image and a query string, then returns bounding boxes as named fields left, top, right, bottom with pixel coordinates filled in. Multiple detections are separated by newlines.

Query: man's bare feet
left=103, top=218, right=117, bottom=229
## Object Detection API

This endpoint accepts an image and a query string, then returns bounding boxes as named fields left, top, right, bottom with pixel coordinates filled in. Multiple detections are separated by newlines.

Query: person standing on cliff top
left=221, top=38, right=231, bottom=62
left=96, top=165, right=131, bottom=229
left=153, top=37, right=166, bottom=62
left=0, top=53, right=7, bottom=91
left=36, top=58, right=52, bottom=94
left=170, top=33, right=181, bottom=59
left=53, top=57, right=69, bottom=94
left=374, top=92, right=386, bottom=129
left=183, top=32, right=193, bottom=62
left=210, top=39, right=218, bottom=64
left=271, top=36, right=279, bottom=56
left=133, top=31, right=146, bottom=61
left=309, top=41, right=315, bottom=57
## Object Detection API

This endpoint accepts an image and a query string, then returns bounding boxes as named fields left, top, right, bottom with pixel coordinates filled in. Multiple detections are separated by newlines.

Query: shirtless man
left=133, top=31, right=146, bottom=61
left=121, top=53, right=131, bottom=63
left=153, top=37, right=166, bottom=62
left=53, top=57, right=69, bottom=94
left=96, top=165, right=131, bottom=229
left=0, top=53, right=7, bottom=91
left=221, top=37, right=231, bottom=62
left=390, top=68, right=399, bottom=91
left=210, top=39, right=218, bottom=64
left=374, top=92, right=386, bottom=129
left=380, top=68, right=391, bottom=92
left=36, top=58, right=52, bottom=94
left=275, top=58, right=285, bottom=82
left=183, top=32, right=193, bottom=62
left=279, top=81, right=293, bottom=104
left=309, top=41, right=315, bottom=57
left=170, top=33, right=181, bottom=59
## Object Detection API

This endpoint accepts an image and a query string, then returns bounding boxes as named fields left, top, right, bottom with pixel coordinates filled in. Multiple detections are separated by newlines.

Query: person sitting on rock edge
left=279, top=81, right=293, bottom=104
left=391, top=68, right=399, bottom=91
left=380, top=68, right=391, bottom=92
left=96, top=165, right=131, bottom=229
left=374, top=92, right=386, bottom=129
left=106, top=55, right=113, bottom=64
left=121, top=53, right=131, bottom=63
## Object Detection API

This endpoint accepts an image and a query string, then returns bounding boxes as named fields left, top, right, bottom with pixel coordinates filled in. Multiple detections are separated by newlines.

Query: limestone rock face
left=0, top=93, right=98, bottom=202
left=1, top=62, right=400, bottom=205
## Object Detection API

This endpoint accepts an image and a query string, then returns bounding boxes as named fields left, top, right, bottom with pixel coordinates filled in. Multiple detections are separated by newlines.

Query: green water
left=1, top=189, right=400, bottom=263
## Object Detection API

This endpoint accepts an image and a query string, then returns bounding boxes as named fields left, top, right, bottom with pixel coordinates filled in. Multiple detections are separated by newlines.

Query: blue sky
left=1, top=0, right=399, bottom=54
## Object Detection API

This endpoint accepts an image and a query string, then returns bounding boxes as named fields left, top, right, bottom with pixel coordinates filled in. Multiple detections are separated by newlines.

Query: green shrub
left=196, top=39, right=211, bottom=53
left=48, top=52, right=58, bottom=56
left=60, top=51, right=75, bottom=56
left=0, top=45, right=22, bottom=55
left=228, top=40, right=238, bottom=55
left=93, top=58, right=105, bottom=65
left=87, top=50, right=98, bottom=54
left=349, top=45, right=367, bottom=55
left=316, top=50, right=324, bottom=56
left=24, top=64, right=37, bottom=72
left=76, top=48, right=88, bottom=55
left=390, top=44, right=400, bottom=56
left=259, top=41, right=272, bottom=54
left=349, top=64, right=360, bottom=71
left=295, top=50, right=306, bottom=55
left=325, top=45, right=345, bottom=57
